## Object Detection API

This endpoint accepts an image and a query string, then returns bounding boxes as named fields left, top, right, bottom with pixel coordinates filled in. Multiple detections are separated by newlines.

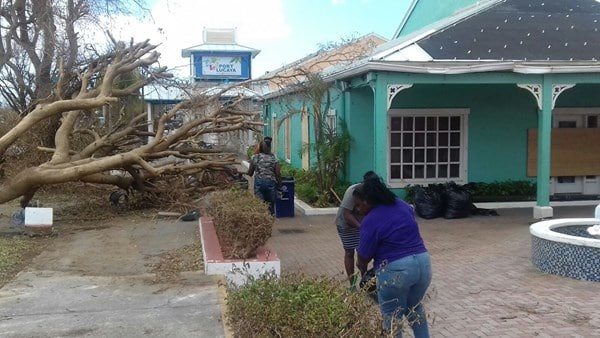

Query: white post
left=147, top=102, right=154, bottom=143
left=595, top=204, right=600, bottom=219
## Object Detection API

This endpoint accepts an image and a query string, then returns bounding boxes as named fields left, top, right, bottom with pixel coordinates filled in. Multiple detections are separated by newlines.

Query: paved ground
left=0, top=217, right=225, bottom=338
left=268, top=206, right=600, bottom=337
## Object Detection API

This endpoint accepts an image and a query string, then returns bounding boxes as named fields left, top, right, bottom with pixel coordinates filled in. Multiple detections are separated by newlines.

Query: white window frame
left=388, top=108, right=470, bottom=188
left=284, top=117, right=291, bottom=163
left=271, top=113, right=278, bottom=155
left=326, top=109, right=337, bottom=135
left=553, top=107, right=600, bottom=128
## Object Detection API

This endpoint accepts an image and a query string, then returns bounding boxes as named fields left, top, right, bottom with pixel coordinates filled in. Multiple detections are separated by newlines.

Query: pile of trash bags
left=413, top=182, right=497, bottom=219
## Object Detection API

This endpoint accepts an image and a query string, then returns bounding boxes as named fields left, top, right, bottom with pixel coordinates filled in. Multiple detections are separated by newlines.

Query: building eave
left=325, top=60, right=600, bottom=81
left=181, top=43, right=261, bottom=58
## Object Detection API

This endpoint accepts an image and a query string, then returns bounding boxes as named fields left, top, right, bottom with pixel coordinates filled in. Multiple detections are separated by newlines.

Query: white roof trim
left=325, top=60, right=600, bottom=80
left=371, top=29, right=437, bottom=60
left=382, top=44, right=433, bottom=62
left=181, top=43, right=260, bottom=58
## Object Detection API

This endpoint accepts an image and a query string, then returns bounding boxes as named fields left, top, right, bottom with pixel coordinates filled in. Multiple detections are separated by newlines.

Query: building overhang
left=325, top=60, right=600, bottom=82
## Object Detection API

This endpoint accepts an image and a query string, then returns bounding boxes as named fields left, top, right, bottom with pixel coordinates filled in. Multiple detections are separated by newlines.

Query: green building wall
left=556, top=84, right=600, bottom=107
left=390, top=84, right=538, bottom=183
left=266, top=87, right=346, bottom=170
left=268, top=98, right=304, bottom=168
left=345, top=87, right=374, bottom=183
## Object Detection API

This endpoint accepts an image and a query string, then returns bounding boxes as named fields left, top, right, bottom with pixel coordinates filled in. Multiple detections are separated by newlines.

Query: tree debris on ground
left=148, top=239, right=203, bottom=284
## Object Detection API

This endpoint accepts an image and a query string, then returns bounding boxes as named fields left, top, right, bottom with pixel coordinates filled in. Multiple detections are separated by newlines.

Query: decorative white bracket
left=517, top=84, right=543, bottom=110
left=552, top=84, right=575, bottom=109
left=388, top=84, right=413, bottom=110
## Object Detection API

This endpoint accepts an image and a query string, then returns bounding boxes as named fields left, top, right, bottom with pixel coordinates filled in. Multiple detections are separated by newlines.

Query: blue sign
left=193, top=52, right=251, bottom=80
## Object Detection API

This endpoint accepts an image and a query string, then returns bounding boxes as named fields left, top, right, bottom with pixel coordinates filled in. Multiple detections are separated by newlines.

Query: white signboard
left=202, top=56, right=242, bottom=76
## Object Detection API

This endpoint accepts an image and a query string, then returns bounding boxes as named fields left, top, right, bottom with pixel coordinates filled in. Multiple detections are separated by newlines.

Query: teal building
left=263, top=0, right=600, bottom=218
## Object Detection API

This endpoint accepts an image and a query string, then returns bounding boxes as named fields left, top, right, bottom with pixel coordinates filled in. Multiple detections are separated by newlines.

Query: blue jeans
left=376, top=252, right=432, bottom=338
left=254, top=178, right=276, bottom=215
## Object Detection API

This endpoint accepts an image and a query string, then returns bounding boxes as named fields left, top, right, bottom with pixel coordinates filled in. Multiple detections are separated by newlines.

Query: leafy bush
left=465, top=180, right=536, bottom=198
left=208, top=189, right=274, bottom=259
left=333, top=181, right=351, bottom=203
left=227, top=273, right=381, bottom=337
left=296, top=182, right=319, bottom=205
left=279, top=161, right=350, bottom=207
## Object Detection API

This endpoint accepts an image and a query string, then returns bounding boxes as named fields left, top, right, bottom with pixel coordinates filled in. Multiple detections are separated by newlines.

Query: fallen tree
left=0, top=38, right=261, bottom=207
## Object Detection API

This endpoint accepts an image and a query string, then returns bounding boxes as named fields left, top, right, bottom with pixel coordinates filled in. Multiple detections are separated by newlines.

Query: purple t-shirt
left=357, top=199, right=427, bottom=269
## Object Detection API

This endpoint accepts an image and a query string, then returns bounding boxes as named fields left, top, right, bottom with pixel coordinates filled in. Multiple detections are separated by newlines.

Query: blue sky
left=107, top=0, right=412, bottom=77
left=274, top=0, right=411, bottom=71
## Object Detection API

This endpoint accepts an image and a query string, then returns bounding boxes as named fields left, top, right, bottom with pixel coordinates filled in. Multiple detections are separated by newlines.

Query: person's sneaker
left=347, top=274, right=360, bottom=292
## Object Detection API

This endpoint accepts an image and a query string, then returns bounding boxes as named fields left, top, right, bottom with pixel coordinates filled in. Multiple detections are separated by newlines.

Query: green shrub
left=333, top=181, right=351, bottom=203
left=279, top=161, right=350, bottom=207
left=296, top=182, right=319, bottom=205
left=468, top=180, right=536, bottom=197
left=227, top=274, right=381, bottom=337
left=208, top=189, right=274, bottom=259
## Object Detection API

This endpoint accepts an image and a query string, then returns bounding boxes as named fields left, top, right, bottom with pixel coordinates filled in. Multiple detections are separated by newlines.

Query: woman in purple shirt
left=353, top=177, right=432, bottom=338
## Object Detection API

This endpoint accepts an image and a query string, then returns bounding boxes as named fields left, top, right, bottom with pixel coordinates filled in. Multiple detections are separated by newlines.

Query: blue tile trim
left=532, top=228, right=600, bottom=282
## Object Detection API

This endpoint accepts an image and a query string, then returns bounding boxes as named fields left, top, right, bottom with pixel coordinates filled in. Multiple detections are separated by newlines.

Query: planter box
left=294, top=198, right=338, bottom=216
left=198, top=217, right=280, bottom=286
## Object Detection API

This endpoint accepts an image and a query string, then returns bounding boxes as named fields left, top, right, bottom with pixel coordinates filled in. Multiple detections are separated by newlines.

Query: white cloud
left=331, top=0, right=346, bottom=5
left=91, top=0, right=291, bottom=78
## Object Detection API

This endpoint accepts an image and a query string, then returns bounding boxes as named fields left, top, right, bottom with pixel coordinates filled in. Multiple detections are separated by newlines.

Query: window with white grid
left=326, top=109, right=337, bottom=135
left=389, top=109, right=469, bottom=186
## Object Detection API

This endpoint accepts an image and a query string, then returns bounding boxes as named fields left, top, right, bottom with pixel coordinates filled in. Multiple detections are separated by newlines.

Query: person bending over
left=334, top=171, right=378, bottom=285
left=354, top=177, right=432, bottom=338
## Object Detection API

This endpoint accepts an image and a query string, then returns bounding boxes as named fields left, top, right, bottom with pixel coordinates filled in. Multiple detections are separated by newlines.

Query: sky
left=99, top=0, right=412, bottom=78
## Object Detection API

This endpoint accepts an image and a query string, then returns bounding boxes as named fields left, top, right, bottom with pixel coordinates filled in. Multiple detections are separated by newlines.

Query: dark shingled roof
left=417, top=0, right=600, bottom=61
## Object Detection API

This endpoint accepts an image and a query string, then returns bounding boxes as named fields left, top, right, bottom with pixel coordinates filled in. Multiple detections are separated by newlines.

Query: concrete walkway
left=0, top=218, right=225, bottom=338
left=269, top=206, right=600, bottom=337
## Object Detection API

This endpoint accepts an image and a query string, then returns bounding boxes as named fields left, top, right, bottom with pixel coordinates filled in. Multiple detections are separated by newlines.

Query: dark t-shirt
left=357, top=199, right=427, bottom=269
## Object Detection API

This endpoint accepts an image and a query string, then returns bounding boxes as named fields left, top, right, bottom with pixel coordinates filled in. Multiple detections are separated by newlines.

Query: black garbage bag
left=444, top=183, right=473, bottom=219
left=414, top=186, right=445, bottom=219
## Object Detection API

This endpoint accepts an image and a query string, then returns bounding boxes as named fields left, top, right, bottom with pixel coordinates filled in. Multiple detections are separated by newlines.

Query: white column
left=147, top=102, right=154, bottom=143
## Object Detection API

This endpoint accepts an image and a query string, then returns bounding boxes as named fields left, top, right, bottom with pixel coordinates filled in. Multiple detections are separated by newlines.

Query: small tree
left=300, top=74, right=351, bottom=206
left=267, top=36, right=383, bottom=205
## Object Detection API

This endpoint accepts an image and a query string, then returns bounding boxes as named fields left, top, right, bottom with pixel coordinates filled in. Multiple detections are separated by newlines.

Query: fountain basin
left=530, top=218, right=600, bottom=282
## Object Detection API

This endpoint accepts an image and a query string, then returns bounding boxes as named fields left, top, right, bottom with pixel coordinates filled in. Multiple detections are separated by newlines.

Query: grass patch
left=0, top=235, right=48, bottom=287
